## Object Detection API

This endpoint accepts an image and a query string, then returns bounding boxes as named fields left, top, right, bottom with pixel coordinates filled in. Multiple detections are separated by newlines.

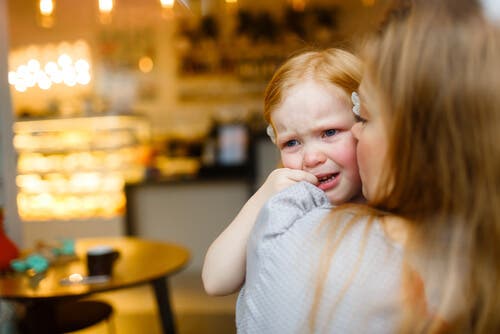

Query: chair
left=55, top=300, right=114, bottom=333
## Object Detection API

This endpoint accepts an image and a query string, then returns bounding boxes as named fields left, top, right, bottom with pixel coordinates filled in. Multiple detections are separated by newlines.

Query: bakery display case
left=13, top=115, right=150, bottom=221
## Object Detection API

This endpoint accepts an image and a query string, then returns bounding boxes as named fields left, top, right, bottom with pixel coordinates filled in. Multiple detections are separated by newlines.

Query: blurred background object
left=1, top=1, right=393, bottom=333
left=0, top=208, right=19, bottom=272
left=4, top=0, right=391, bottom=246
left=480, top=0, right=500, bottom=23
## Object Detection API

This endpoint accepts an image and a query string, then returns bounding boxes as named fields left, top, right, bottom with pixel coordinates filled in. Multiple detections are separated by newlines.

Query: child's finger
left=285, top=169, right=318, bottom=184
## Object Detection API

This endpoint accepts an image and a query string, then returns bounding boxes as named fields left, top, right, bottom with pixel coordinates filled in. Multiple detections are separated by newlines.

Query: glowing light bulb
left=57, top=53, right=72, bottom=67
left=37, top=72, right=52, bottom=90
left=75, top=59, right=90, bottom=72
left=76, top=72, right=91, bottom=85
left=15, top=84, right=27, bottom=92
left=8, top=71, right=18, bottom=85
left=27, top=59, right=41, bottom=72
left=160, top=0, right=175, bottom=8
left=44, top=61, right=58, bottom=75
left=38, top=0, right=55, bottom=28
left=138, top=56, right=154, bottom=73
left=39, top=0, right=54, bottom=16
left=99, top=0, right=113, bottom=13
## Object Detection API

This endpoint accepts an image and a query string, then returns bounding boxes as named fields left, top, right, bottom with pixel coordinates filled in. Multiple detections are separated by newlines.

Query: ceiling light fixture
left=98, top=0, right=114, bottom=24
left=38, top=0, right=55, bottom=28
left=160, top=0, right=175, bottom=8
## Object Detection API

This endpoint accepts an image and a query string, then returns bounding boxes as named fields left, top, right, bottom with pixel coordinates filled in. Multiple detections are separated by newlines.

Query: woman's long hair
left=361, top=4, right=500, bottom=332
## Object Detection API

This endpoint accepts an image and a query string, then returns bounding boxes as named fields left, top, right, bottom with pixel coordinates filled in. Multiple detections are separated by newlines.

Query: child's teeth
left=319, top=174, right=338, bottom=183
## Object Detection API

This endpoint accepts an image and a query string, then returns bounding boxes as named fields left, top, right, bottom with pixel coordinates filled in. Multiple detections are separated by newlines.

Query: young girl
left=202, top=48, right=364, bottom=296
left=238, top=2, right=500, bottom=333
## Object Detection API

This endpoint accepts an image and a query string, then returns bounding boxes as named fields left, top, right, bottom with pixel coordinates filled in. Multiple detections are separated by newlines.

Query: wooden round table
left=0, top=237, right=190, bottom=334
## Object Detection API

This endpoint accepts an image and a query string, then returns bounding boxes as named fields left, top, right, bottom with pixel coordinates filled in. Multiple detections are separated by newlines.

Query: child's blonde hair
left=263, top=48, right=362, bottom=127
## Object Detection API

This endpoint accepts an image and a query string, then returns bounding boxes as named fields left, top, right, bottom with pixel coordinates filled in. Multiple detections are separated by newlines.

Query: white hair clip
left=351, top=91, right=361, bottom=117
left=266, top=125, right=276, bottom=144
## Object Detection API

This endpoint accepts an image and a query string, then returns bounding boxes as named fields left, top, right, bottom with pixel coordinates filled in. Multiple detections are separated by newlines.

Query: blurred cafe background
left=0, top=0, right=390, bottom=332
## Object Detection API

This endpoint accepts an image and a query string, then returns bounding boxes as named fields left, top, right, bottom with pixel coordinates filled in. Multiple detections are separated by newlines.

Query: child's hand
left=258, top=168, right=318, bottom=200
left=202, top=168, right=317, bottom=295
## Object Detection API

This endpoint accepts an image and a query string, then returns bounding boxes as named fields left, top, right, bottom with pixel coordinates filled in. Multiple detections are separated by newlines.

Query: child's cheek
left=280, top=152, right=302, bottom=170
left=331, top=137, right=359, bottom=176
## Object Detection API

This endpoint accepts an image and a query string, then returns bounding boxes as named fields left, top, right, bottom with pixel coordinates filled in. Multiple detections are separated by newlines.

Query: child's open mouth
left=317, top=173, right=340, bottom=191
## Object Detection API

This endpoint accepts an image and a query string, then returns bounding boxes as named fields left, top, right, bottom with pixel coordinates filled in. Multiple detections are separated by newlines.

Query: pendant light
left=98, top=0, right=114, bottom=24
left=38, top=0, right=55, bottom=28
left=160, top=0, right=175, bottom=19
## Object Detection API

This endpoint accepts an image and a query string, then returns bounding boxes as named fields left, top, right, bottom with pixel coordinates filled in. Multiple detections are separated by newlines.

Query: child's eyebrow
left=275, top=131, right=296, bottom=142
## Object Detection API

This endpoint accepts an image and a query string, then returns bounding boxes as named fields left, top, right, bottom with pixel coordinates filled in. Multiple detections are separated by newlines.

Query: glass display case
left=13, top=115, right=150, bottom=221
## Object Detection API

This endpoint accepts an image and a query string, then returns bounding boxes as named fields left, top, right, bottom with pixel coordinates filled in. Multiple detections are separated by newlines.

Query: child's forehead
left=282, top=79, right=348, bottom=102
left=272, top=85, right=355, bottom=130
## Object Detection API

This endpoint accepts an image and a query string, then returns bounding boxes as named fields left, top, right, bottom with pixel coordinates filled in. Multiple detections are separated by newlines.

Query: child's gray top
left=236, top=182, right=404, bottom=333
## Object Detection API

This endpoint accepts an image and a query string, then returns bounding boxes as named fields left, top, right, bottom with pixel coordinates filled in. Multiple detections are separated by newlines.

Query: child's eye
left=284, top=139, right=299, bottom=148
left=323, top=129, right=338, bottom=137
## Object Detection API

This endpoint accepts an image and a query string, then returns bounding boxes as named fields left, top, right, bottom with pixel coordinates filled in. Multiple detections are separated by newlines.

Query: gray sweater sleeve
left=236, top=182, right=404, bottom=334
left=250, top=181, right=332, bottom=240
left=236, top=182, right=333, bottom=334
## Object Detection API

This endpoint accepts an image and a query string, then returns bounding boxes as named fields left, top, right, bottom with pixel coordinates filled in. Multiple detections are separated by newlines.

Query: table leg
left=19, top=300, right=58, bottom=334
left=151, top=277, right=176, bottom=334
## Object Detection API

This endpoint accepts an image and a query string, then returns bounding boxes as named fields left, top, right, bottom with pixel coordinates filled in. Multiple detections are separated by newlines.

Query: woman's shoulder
left=241, top=201, right=407, bottom=333
left=377, top=215, right=409, bottom=246
left=320, top=206, right=408, bottom=251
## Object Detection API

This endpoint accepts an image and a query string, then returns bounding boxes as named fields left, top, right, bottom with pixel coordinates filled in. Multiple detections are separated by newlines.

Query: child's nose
left=303, top=145, right=326, bottom=168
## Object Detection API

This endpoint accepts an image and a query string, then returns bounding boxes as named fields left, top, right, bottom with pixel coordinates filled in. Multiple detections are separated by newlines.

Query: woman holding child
left=204, top=1, right=500, bottom=332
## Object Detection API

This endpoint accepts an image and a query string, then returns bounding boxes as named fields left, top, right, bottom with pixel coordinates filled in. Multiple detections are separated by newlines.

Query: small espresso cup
left=86, top=245, right=120, bottom=277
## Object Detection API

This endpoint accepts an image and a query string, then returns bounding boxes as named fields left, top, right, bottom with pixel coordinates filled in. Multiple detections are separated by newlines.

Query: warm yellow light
left=138, top=56, right=154, bottom=73
left=57, top=53, right=72, bottom=67
left=44, top=61, right=58, bottom=74
left=290, top=0, right=305, bottom=11
left=160, top=0, right=175, bottom=8
left=37, top=74, right=52, bottom=90
left=27, top=59, right=41, bottom=72
left=17, top=65, right=29, bottom=77
left=8, top=71, right=17, bottom=85
left=39, top=0, right=54, bottom=16
left=76, top=72, right=91, bottom=85
left=225, top=0, right=237, bottom=3
left=62, top=68, right=77, bottom=87
left=9, top=41, right=92, bottom=92
left=362, top=0, right=375, bottom=6
left=50, top=70, right=63, bottom=84
left=75, top=59, right=90, bottom=72
left=99, top=0, right=113, bottom=13
left=14, top=84, right=27, bottom=93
